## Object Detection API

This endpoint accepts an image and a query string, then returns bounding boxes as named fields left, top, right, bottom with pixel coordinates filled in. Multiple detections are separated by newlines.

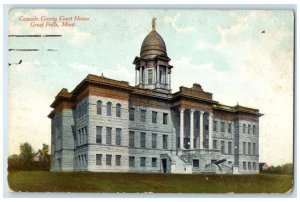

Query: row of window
left=96, top=127, right=121, bottom=145
left=129, top=108, right=168, bottom=125
left=243, top=142, right=257, bottom=155
left=75, top=154, right=87, bottom=166
left=243, top=161, right=257, bottom=170
left=213, top=140, right=234, bottom=155
left=141, top=67, right=167, bottom=85
left=95, top=154, right=158, bottom=168
left=96, top=101, right=122, bottom=117
left=76, top=101, right=88, bottom=119
left=129, top=131, right=168, bottom=149
left=213, top=121, right=232, bottom=133
left=75, top=126, right=88, bottom=146
left=95, top=127, right=169, bottom=149
left=243, top=124, right=256, bottom=135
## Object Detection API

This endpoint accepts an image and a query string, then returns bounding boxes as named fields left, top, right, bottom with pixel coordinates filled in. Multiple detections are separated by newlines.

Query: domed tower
left=133, top=18, right=173, bottom=93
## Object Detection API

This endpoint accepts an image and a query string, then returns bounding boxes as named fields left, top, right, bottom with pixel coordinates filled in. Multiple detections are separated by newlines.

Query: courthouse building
left=48, top=19, right=262, bottom=174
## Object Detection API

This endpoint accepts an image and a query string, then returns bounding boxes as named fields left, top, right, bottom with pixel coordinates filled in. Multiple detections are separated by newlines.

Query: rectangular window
left=129, top=156, right=135, bottom=167
left=140, top=132, right=146, bottom=148
left=193, top=159, right=200, bottom=167
left=248, top=142, right=251, bottom=155
left=116, top=128, right=121, bottom=146
left=243, top=124, right=246, bottom=133
left=106, top=127, right=112, bottom=145
left=213, top=140, right=217, bottom=149
left=96, top=126, right=102, bottom=144
left=243, top=142, right=246, bottom=154
left=253, top=143, right=256, bottom=155
left=106, top=154, right=112, bottom=166
left=129, top=131, right=135, bottom=148
left=140, top=157, right=146, bottom=167
left=253, top=125, right=256, bottom=135
left=116, top=155, right=121, bottom=166
left=243, top=162, right=246, bottom=170
left=152, top=133, right=157, bottom=149
left=148, top=69, right=153, bottom=84
left=253, top=162, right=256, bottom=170
left=152, top=111, right=157, bottom=123
left=140, top=109, right=146, bottom=122
left=228, top=141, right=232, bottom=154
left=248, top=124, right=251, bottom=134
left=163, top=135, right=168, bottom=149
left=96, top=154, right=102, bottom=165
left=213, top=120, right=217, bottom=131
left=248, top=162, right=251, bottom=170
left=221, top=141, right=225, bottom=153
left=228, top=123, right=232, bottom=133
left=152, top=158, right=157, bottom=167
left=129, top=108, right=135, bottom=121
left=163, top=113, right=168, bottom=125
left=221, top=122, right=225, bottom=132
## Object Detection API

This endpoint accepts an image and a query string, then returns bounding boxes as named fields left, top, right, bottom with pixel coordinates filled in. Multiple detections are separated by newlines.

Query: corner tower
left=133, top=18, right=173, bottom=93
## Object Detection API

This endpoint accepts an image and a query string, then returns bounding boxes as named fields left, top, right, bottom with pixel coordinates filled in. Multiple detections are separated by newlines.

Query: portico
left=178, top=108, right=213, bottom=150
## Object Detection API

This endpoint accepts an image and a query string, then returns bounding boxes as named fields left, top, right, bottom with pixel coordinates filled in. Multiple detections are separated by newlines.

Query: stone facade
left=48, top=20, right=262, bottom=174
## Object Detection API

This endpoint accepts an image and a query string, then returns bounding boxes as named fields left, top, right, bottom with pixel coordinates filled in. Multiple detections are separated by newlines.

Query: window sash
left=140, top=133, right=146, bottom=148
left=116, top=128, right=121, bottom=145
left=116, top=155, right=121, bottom=166
left=163, top=113, right=168, bottom=125
left=152, top=134, right=157, bottom=149
left=96, top=154, right=102, bottom=165
left=129, top=156, right=135, bottom=167
left=129, top=132, right=135, bottom=147
left=141, top=110, right=146, bottom=122
left=152, top=111, right=157, bottom=123
left=106, top=127, right=112, bottom=144
left=97, top=101, right=102, bottom=115
left=140, top=157, right=146, bottom=167
left=106, top=155, right=112, bottom=165
left=163, top=135, right=168, bottom=149
left=129, top=108, right=135, bottom=121
left=96, top=126, right=102, bottom=144
left=116, top=104, right=121, bottom=117
left=152, top=158, right=157, bottom=167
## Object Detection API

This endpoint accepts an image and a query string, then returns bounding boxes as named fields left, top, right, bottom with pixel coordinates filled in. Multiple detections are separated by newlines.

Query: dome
left=140, top=30, right=167, bottom=59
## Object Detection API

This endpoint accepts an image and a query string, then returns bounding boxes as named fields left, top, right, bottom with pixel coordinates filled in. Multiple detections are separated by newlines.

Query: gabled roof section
left=172, top=83, right=215, bottom=103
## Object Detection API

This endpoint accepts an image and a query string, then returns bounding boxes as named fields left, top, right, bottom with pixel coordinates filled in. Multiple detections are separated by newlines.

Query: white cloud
left=68, top=63, right=98, bottom=74
left=164, top=14, right=195, bottom=33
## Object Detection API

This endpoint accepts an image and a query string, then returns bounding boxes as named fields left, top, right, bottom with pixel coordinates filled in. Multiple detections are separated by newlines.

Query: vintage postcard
left=7, top=8, right=294, bottom=194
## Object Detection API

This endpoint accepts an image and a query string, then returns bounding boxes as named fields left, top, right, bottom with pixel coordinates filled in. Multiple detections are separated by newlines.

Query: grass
left=7, top=171, right=293, bottom=193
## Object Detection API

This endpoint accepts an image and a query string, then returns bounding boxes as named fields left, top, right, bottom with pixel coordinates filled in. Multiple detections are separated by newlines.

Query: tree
left=41, top=144, right=50, bottom=162
left=19, top=142, right=33, bottom=170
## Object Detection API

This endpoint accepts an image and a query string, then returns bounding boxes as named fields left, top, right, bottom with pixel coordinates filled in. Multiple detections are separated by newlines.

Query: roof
left=140, top=30, right=167, bottom=59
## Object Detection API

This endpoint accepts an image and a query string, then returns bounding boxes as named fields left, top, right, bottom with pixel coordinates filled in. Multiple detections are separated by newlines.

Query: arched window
left=107, top=102, right=112, bottom=116
left=116, top=103, right=121, bottom=117
left=97, top=100, right=102, bottom=115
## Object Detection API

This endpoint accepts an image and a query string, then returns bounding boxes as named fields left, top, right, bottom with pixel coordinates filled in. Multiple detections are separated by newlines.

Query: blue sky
left=8, top=9, right=294, bottom=166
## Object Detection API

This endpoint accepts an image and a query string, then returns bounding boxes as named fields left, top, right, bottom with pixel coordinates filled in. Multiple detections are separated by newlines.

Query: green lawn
left=7, top=171, right=293, bottom=193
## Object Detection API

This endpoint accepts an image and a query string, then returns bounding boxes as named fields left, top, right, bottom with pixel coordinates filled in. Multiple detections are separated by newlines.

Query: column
left=169, top=71, right=171, bottom=90
left=190, top=109, right=195, bottom=149
left=156, top=65, right=159, bottom=83
left=135, top=69, right=138, bottom=86
left=199, top=111, right=204, bottom=149
left=139, top=68, right=142, bottom=84
left=208, top=112, right=213, bottom=149
left=179, top=108, right=185, bottom=149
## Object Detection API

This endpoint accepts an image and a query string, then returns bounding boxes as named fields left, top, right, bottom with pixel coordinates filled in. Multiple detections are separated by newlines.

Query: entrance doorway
left=162, top=159, right=167, bottom=173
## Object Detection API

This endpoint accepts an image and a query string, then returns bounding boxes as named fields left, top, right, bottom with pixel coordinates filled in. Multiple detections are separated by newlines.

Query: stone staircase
left=165, top=154, right=192, bottom=174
